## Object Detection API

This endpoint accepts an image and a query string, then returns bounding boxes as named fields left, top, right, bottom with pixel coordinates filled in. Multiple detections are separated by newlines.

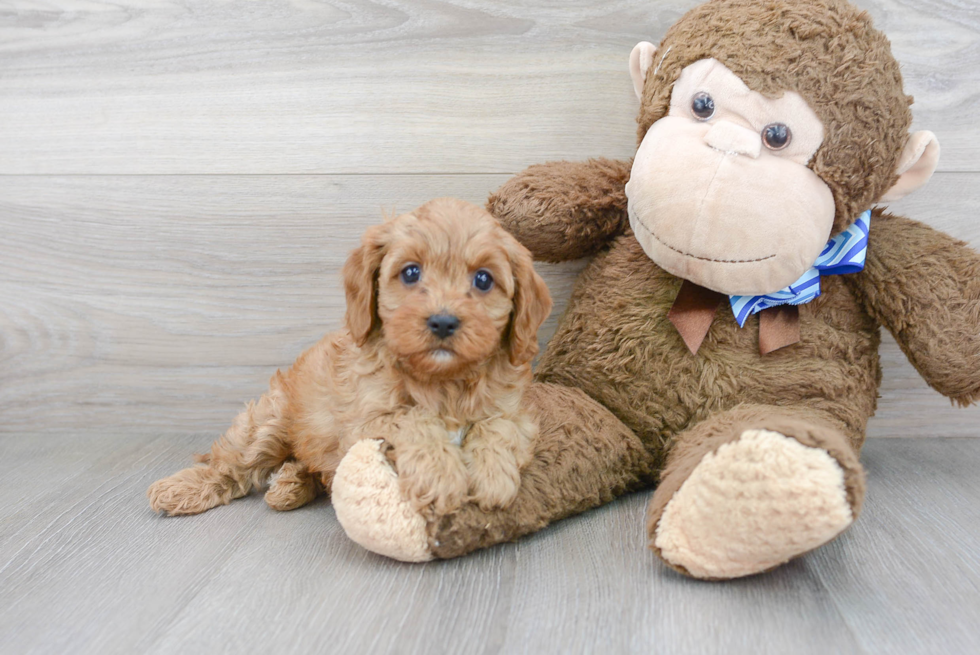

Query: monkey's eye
left=400, top=263, right=421, bottom=285
left=691, top=92, right=715, bottom=120
left=762, top=123, right=792, bottom=150
left=473, top=269, right=494, bottom=292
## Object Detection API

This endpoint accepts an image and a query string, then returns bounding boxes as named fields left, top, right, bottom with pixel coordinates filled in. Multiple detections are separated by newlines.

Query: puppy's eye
left=400, top=264, right=421, bottom=285
left=473, top=269, right=494, bottom=292
left=691, top=92, right=715, bottom=120
left=762, top=123, right=792, bottom=150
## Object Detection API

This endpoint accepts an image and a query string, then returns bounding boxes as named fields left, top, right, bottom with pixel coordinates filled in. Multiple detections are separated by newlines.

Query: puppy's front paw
left=461, top=417, right=530, bottom=511
left=394, top=442, right=469, bottom=515
left=467, top=458, right=521, bottom=511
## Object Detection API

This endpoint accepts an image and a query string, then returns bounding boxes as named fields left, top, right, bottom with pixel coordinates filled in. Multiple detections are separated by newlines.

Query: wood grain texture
left=808, top=438, right=980, bottom=654
left=0, top=0, right=977, bottom=174
left=1, top=435, right=978, bottom=654
left=2, top=173, right=976, bottom=437
left=0, top=174, right=588, bottom=436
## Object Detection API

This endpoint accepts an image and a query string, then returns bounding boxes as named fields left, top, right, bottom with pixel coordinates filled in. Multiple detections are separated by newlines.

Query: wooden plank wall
left=1, top=0, right=978, bottom=438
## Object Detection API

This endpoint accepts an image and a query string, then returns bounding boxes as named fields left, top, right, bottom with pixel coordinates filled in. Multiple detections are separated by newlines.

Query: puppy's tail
left=148, top=374, right=293, bottom=516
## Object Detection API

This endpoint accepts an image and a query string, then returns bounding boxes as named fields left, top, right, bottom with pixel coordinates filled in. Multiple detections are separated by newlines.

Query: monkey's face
left=626, top=59, right=835, bottom=296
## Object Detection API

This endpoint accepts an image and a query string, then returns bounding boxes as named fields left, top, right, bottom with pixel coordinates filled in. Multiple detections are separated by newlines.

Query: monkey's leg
left=332, top=382, right=659, bottom=562
left=647, top=404, right=866, bottom=580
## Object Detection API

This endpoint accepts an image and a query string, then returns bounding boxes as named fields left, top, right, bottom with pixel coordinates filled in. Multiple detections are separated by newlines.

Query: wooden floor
left=3, top=0, right=980, bottom=653
left=0, top=435, right=977, bottom=654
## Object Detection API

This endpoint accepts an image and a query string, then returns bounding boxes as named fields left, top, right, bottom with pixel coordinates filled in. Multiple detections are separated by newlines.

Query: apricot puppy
left=148, top=198, right=552, bottom=517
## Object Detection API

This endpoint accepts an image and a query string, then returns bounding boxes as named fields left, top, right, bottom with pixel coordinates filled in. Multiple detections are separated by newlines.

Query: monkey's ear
left=880, top=131, right=940, bottom=202
left=629, top=42, right=658, bottom=101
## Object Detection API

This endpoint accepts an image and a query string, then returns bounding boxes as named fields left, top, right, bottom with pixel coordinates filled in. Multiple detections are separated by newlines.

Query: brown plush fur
left=487, top=158, right=633, bottom=263
left=429, top=382, right=659, bottom=558
left=644, top=403, right=866, bottom=578
left=148, top=198, right=552, bottom=517
left=412, top=0, right=980, bottom=570
left=849, top=212, right=980, bottom=406
left=638, top=0, right=912, bottom=233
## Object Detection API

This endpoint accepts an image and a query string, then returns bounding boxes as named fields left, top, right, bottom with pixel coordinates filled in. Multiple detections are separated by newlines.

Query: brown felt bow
left=668, top=280, right=800, bottom=356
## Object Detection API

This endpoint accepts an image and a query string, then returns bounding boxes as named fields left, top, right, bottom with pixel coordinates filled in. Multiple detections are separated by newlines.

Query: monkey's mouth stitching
left=629, top=209, right=776, bottom=264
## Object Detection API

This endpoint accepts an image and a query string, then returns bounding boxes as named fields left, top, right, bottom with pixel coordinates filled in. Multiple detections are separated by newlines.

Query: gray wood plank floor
left=0, top=436, right=978, bottom=654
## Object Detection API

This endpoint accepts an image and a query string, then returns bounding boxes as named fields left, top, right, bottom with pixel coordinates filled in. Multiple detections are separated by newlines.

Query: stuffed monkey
left=331, top=0, right=980, bottom=578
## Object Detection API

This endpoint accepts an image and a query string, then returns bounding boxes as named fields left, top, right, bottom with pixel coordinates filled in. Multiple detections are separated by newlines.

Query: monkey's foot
left=650, top=429, right=855, bottom=579
left=332, top=440, right=434, bottom=562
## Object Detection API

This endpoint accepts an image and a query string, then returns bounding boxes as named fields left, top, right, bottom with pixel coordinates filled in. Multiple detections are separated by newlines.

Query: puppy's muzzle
left=427, top=314, right=460, bottom=340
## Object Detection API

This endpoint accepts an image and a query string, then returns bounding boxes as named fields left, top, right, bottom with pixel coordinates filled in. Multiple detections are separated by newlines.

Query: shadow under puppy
left=148, top=197, right=552, bottom=517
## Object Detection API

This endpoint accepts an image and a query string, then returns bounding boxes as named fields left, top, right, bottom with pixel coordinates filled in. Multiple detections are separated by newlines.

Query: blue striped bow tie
left=729, top=210, right=871, bottom=327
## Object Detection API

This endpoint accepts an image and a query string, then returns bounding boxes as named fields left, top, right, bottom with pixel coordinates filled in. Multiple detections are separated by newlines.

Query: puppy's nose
left=427, top=314, right=460, bottom=339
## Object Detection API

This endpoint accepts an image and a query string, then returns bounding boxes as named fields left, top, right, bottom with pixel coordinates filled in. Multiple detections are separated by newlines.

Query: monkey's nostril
left=704, top=121, right=762, bottom=159
left=427, top=314, right=460, bottom=339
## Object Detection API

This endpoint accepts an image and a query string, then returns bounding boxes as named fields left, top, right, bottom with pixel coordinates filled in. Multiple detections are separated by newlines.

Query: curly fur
left=148, top=198, right=552, bottom=517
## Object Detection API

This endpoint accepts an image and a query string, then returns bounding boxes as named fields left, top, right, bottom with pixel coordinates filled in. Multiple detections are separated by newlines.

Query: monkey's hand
left=487, top=158, right=632, bottom=262
left=849, top=210, right=980, bottom=405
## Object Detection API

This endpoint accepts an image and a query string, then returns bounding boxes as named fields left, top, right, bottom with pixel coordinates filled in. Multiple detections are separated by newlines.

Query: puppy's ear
left=506, top=241, right=553, bottom=366
left=343, top=222, right=390, bottom=346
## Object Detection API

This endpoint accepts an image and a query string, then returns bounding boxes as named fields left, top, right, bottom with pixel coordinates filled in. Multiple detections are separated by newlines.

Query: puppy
left=148, top=197, right=552, bottom=517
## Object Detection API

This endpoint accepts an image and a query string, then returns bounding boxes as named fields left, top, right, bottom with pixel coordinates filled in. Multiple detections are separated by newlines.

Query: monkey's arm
left=487, top=158, right=632, bottom=262
left=848, top=210, right=980, bottom=405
